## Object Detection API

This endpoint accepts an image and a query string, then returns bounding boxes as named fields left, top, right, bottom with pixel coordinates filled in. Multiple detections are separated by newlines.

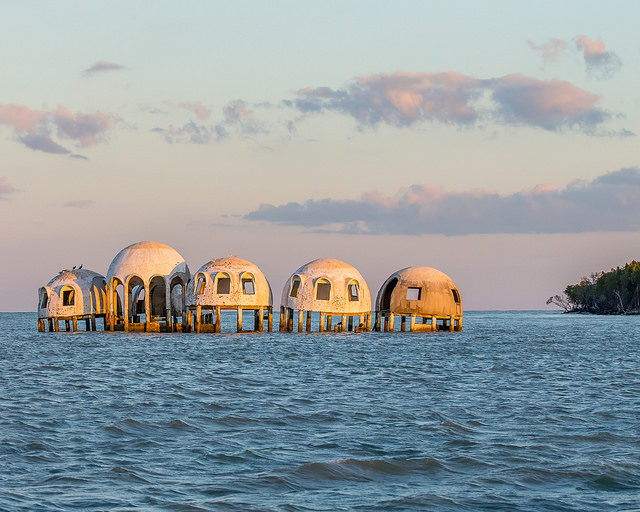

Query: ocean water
left=1, top=311, right=639, bottom=512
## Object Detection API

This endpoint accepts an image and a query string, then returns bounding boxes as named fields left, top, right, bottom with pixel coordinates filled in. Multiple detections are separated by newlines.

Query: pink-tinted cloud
left=52, top=105, right=110, bottom=147
left=527, top=39, right=568, bottom=63
left=177, top=101, right=212, bottom=120
left=0, top=102, right=112, bottom=154
left=489, top=74, right=606, bottom=130
left=574, top=35, right=621, bottom=78
left=289, top=72, right=612, bottom=132
left=246, top=168, right=640, bottom=235
left=84, top=61, right=126, bottom=74
left=0, top=103, right=47, bottom=133
left=528, top=36, right=621, bottom=79
left=0, top=176, right=16, bottom=199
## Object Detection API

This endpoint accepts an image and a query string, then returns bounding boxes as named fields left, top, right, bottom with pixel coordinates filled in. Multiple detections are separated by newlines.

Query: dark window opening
left=242, top=279, right=255, bottom=295
left=348, top=283, right=359, bottom=301
left=406, top=287, right=421, bottom=300
left=452, top=288, right=461, bottom=303
left=197, top=278, right=205, bottom=295
left=381, top=278, right=398, bottom=311
left=316, top=282, right=331, bottom=301
left=40, top=293, right=48, bottom=308
left=62, top=289, right=75, bottom=306
left=217, top=277, right=231, bottom=294
left=290, top=279, right=301, bottom=298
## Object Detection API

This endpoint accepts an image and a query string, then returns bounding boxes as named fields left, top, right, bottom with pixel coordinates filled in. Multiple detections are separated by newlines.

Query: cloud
left=0, top=103, right=47, bottom=132
left=245, top=167, right=640, bottom=235
left=0, top=176, right=16, bottom=199
left=18, top=132, right=69, bottom=154
left=489, top=74, right=607, bottom=130
left=574, top=35, right=621, bottom=78
left=288, top=72, right=611, bottom=132
left=154, top=99, right=267, bottom=144
left=52, top=105, right=110, bottom=147
left=69, top=154, right=89, bottom=160
left=528, top=36, right=621, bottom=79
left=177, top=101, right=212, bottom=120
left=219, top=100, right=267, bottom=135
left=0, top=102, right=111, bottom=154
left=84, top=61, right=126, bottom=74
left=155, top=121, right=214, bottom=144
left=527, top=39, right=568, bottom=63
left=63, top=200, right=94, bottom=208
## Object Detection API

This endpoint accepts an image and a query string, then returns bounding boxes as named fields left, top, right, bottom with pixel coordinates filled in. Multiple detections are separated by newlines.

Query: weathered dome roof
left=376, top=266, right=462, bottom=317
left=281, top=258, right=371, bottom=314
left=39, top=268, right=108, bottom=318
left=46, top=268, right=104, bottom=288
left=186, top=256, right=272, bottom=307
left=106, top=241, right=190, bottom=284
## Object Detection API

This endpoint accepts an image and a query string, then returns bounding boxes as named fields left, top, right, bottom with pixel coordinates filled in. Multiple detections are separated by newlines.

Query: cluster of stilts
left=185, top=306, right=273, bottom=333
left=278, top=307, right=372, bottom=332
left=373, top=312, right=462, bottom=332
left=38, top=310, right=461, bottom=333
left=38, top=314, right=105, bottom=333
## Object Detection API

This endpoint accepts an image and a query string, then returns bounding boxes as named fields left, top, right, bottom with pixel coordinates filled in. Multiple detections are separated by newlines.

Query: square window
left=406, top=287, right=421, bottom=300
left=62, top=289, right=75, bottom=306
left=217, top=277, right=231, bottom=294
left=243, top=279, right=255, bottom=295
left=316, top=282, right=331, bottom=301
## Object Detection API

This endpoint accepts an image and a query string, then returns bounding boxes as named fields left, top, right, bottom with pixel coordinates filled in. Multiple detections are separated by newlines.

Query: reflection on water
left=1, top=311, right=639, bottom=511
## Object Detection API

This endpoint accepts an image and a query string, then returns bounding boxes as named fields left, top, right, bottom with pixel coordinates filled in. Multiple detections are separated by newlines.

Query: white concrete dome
left=38, top=268, right=108, bottom=318
left=281, top=258, right=371, bottom=314
left=376, top=266, right=462, bottom=317
left=186, top=256, right=272, bottom=307
left=106, top=241, right=190, bottom=285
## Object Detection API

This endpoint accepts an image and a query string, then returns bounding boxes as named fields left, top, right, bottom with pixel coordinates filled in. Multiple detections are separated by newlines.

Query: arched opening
left=216, top=273, right=231, bottom=294
left=91, top=277, right=106, bottom=314
left=316, top=278, right=331, bottom=301
left=348, top=280, right=359, bottom=302
left=114, top=280, right=124, bottom=317
left=149, top=276, right=166, bottom=318
left=452, top=288, right=461, bottom=304
left=170, top=276, right=185, bottom=320
left=39, top=288, right=48, bottom=309
left=128, top=276, right=145, bottom=323
left=381, top=278, right=398, bottom=311
left=196, top=273, right=206, bottom=295
left=241, top=272, right=255, bottom=295
left=290, top=276, right=301, bottom=298
left=61, top=286, right=75, bottom=307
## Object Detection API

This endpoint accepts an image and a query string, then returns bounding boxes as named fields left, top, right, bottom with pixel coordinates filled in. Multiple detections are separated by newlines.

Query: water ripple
left=1, top=311, right=640, bottom=511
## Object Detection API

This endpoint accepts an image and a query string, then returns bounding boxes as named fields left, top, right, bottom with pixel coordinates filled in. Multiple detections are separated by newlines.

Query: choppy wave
left=1, top=311, right=640, bottom=511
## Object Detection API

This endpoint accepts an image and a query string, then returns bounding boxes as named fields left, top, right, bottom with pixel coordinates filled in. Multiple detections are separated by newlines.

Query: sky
left=2, top=0, right=640, bottom=311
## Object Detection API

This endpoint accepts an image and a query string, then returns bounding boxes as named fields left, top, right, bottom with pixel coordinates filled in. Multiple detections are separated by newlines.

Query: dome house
left=106, top=241, right=190, bottom=332
left=280, top=258, right=372, bottom=332
left=374, top=267, right=462, bottom=332
left=38, top=268, right=108, bottom=332
left=185, top=256, right=273, bottom=333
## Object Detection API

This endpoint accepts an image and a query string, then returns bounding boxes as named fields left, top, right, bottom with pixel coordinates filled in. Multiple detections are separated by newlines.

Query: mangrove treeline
left=548, top=260, right=640, bottom=314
